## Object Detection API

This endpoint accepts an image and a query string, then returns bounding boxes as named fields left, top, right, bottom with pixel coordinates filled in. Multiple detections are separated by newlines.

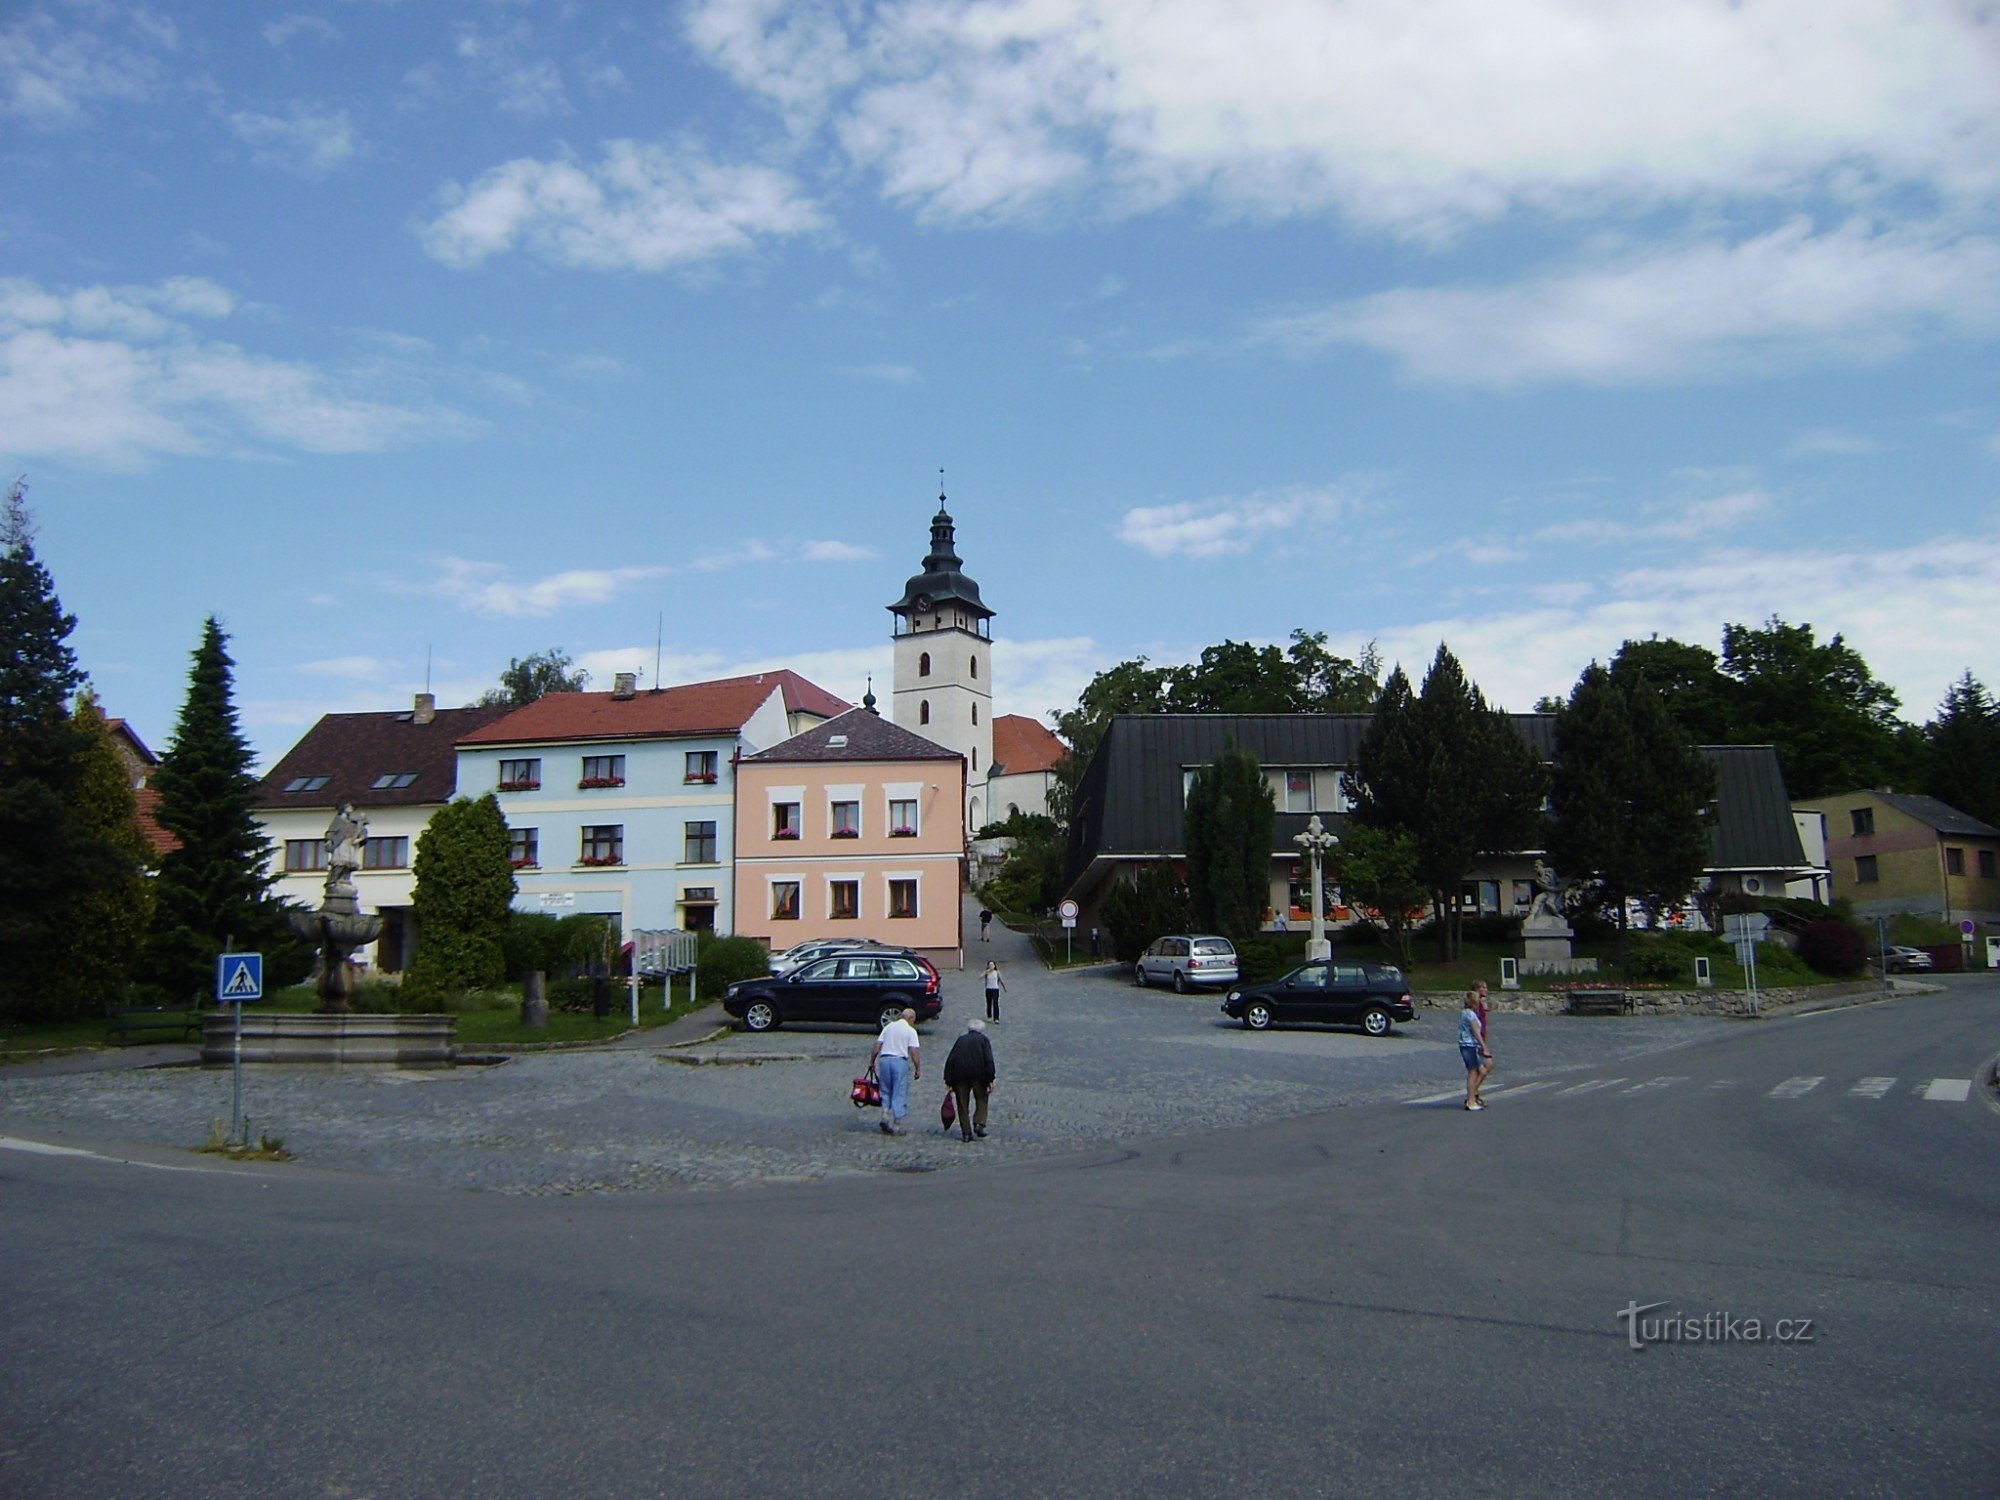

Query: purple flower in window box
left=830, top=827, right=859, bottom=839
left=772, top=828, right=800, bottom=840
left=578, top=776, right=625, bottom=789
left=890, top=826, right=917, bottom=838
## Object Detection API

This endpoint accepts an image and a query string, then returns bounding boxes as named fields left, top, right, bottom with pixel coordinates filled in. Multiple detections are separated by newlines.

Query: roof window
left=371, top=772, right=419, bottom=790
left=283, top=774, right=331, bottom=793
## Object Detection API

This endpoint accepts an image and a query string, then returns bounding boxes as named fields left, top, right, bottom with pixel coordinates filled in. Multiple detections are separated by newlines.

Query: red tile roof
left=744, top=707, right=962, bottom=764
left=459, top=671, right=848, bottom=747
left=991, top=714, right=1067, bottom=776
left=133, top=785, right=177, bottom=859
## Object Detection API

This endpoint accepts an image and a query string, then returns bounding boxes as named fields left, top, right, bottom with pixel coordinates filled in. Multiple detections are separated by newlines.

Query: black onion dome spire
left=888, top=489, right=992, bottom=619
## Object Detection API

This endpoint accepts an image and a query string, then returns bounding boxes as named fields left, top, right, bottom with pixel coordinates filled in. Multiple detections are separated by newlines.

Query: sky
left=3, top=0, right=1997, bottom=768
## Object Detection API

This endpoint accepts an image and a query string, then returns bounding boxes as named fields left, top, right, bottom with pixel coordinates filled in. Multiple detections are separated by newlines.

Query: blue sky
left=4, top=0, right=1996, bottom=767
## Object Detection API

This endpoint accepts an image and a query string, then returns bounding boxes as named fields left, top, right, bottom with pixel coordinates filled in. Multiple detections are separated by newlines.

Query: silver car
left=1134, top=934, right=1240, bottom=992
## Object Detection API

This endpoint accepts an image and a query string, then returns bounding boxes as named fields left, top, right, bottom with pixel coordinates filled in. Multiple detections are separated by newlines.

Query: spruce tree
left=1182, top=744, right=1275, bottom=943
left=1922, top=674, right=2000, bottom=828
left=144, top=617, right=279, bottom=1003
left=0, top=481, right=132, bottom=1020
left=403, top=794, right=516, bottom=1001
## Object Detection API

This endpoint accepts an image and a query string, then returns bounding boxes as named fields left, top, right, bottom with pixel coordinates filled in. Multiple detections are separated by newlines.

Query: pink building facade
left=733, top=708, right=967, bottom=968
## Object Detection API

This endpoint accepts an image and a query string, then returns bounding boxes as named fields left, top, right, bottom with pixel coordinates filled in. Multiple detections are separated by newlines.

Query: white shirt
left=876, top=1018, right=920, bottom=1060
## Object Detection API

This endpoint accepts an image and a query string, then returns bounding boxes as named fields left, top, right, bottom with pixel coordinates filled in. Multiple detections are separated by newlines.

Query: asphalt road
left=5, top=982, right=1996, bottom=1498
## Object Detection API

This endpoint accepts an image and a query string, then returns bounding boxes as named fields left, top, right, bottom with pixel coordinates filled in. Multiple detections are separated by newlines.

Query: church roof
left=992, top=714, right=1066, bottom=776
left=888, top=497, right=992, bottom=619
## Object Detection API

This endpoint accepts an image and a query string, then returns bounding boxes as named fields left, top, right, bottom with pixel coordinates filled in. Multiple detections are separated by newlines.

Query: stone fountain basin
left=201, top=1012, right=456, bottom=1067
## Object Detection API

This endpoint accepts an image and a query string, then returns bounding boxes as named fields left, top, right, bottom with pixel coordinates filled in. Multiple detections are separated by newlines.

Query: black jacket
left=943, top=1029, right=995, bottom=1089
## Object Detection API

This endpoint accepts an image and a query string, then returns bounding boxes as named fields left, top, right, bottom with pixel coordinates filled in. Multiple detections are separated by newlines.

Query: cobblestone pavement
left=0, top=903, right=1735, bottom=1194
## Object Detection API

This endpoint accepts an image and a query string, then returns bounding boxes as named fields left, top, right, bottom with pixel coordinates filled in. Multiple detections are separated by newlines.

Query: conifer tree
left=1922, top=674, right=2000, bottom=828
left=47, top=695, right=154, bottom=1012
left=144, top=617, right=280, bottom=1002
left=403, top=793, right=516, bottom=1001
left=1182, top=744, right=1275, bottom=943
left=0, top=481, right=132, bottom=1020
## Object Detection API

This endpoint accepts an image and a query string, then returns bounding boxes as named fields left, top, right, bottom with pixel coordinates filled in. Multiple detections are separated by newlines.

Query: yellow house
left=1796, top=789, right=2000, bottom=924
left=734, top=706, right=967, bottom=968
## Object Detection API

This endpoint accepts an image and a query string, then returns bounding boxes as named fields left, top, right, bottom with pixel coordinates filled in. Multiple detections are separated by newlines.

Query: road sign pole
left=231, top=996, right=244, bottom=1146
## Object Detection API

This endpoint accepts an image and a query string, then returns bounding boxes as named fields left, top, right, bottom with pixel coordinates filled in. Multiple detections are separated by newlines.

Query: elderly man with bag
left=943, top=1018, right=997, bottom=1141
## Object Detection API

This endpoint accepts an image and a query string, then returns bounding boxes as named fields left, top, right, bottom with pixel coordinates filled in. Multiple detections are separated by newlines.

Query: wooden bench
left=104, top=1004, right=205, bottom=1046
left=1565, top=988, right=1631, bottom=1016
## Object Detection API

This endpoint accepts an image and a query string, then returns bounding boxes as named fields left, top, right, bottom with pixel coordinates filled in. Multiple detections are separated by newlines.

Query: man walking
left=982, top=960, right=1006, bottom=1021
left=979, top=906, right=993, bottom=941
left=870, top=1007, right=922, bottom=1135
left=943, top=1018, right=997, bottom=1141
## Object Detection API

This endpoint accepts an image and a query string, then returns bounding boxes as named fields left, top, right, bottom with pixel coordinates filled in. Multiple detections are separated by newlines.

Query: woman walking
left=982, top=960, right=1006, bottom=1022
left=1459, top=990, right=1490, bottom=1112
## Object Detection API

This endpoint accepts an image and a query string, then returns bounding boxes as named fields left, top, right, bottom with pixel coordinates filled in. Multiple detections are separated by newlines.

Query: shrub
left=1238, top=932, right=1310, bottom=984
left=1100, top=866, right=1194, bottom=963
left=1748, top=940, right=1812, bottom=982
left=503, top=911, right=569, bottom=979
left=696, top=934, right=772, bottom=999
left=1459, top=913, right=1524, bottom=946
left=1797, top=918, right=1867, bottom=976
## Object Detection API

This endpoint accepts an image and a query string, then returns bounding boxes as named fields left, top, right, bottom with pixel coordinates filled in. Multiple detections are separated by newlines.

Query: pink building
left=734, top=707, right=967, bottom=968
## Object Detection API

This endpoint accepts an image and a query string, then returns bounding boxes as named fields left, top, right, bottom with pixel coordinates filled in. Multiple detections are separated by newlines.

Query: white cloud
left=1119, top=482, right=1370, bottom=559
left=0, top=276, right=474, bottom=467
left=685, top=0, right=2000, bottom=235
left=453, top=21, right=568, bottom=119
left=262, top=15, right=339, bottom=49
left=420, top=140, right=825, bottom=272
left=801, top=539, right=879, bottom=562
left=1, top=5, right=171, bottom=128
left=1253, top=220, right=2000, bottom=387
left=430, top=558, right=671, bottom=619
left=1790, top=427, right=1882, bottom=457
left=228, top=104, right=360, bottom=178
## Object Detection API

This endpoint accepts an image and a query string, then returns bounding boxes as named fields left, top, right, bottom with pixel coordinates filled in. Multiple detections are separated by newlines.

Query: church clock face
left=913, top=594, right=932, bottom=612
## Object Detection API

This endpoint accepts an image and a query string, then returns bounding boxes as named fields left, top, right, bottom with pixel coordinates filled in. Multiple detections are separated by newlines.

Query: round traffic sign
left=1058, top=899, right=1080, bottom=920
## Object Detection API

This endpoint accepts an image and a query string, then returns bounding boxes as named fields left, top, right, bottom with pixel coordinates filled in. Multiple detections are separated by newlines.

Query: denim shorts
left=1460, top=1044, right=1484, bottom=1071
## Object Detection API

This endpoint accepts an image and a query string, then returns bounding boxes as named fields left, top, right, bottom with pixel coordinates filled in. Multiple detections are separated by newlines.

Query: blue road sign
left=216, top=952, right=264, bottom=1003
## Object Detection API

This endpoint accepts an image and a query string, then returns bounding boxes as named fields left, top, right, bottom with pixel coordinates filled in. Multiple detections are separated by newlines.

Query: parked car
left=1221, top=960, right=1415, bottom=1037
left=724, top=951, right=942, bottom=1032
left=770, top=937, right=896, bottom=977
left=1134, top=934, right=1239, bottom=992
left=1882, top=945, right=1935, bottom=973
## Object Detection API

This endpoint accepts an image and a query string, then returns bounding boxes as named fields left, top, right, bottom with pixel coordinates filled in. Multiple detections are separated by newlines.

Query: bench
left=1565, top=988, right=1631, bottom=1017
left=104, top=1004, right=205, bottom=1046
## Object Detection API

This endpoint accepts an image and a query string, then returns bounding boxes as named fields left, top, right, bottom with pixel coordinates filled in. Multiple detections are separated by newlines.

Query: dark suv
left=724, top=951, right=942, bottom=1032
left=1221, top=960, right=1415, bottom=1036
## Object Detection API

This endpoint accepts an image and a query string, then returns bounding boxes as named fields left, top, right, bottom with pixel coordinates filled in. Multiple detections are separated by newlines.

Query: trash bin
left=591, top=975, right=611, bottom=1018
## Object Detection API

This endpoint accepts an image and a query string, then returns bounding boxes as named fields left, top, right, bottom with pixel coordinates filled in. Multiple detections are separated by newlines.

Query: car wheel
left=1362, top=1006, right=1392, bottom=1038
left=1173, top=969, right=1188, bottom=994
left=877, top=1000, right=907, bottom=1031
left=1134, top=964, right=1148, bottom=988
left=742, top=1000, right=779, bottom=1033
left=1244, top=1000, right=1273, bottom=1031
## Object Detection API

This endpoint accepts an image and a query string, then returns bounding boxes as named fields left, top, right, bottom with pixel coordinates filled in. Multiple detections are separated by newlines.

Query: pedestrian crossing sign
left=216, top=953, right=263, bottom=1002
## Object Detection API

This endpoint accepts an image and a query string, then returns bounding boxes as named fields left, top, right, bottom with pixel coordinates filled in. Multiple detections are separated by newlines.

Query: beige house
left=1794, top=789, right=2000, bottom=924
left=733, top=707, right=967, bottom=968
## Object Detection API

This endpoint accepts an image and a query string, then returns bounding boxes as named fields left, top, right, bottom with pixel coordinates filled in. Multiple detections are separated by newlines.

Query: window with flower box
left=499, top=758, right=541, bottom=792
left=284, top=839, right=327, bottom=872
left=683, top=820, right=717, bottom=864
left=684, top=750, right=718, bottom=784
left=579, top=755, right=626, bottom=789
left=771, top=880, right=801, bottom=920
left=887, top=879, right=918, bottom=919
left=830, top=799, right=860, bottom=838
left=889, top=799, right=918, bottom=837
left=772, top=802, right=801, bottom=839
left=509, top=827, right=539, bottom=868
left=830, top=880, right=859, bottom=920
left=580, top=825, right=623, bottom=865
left=362, top=836, right=408, bottom=870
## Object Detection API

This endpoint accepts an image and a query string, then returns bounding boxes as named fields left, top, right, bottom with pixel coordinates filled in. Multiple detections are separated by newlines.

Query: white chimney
left=612, top=672, right=638, bottom=699
left=413, top=692, right=436, bottom=724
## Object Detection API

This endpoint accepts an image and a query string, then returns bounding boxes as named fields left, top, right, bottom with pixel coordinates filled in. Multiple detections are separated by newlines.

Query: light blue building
left=456, top=669, right=849, bottom=936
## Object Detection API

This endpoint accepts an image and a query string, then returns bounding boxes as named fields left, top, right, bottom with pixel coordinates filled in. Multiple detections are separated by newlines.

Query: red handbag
left=851, top=1068, right=881, bottom=1109
left=940, top=1091, right=957, bottom=1130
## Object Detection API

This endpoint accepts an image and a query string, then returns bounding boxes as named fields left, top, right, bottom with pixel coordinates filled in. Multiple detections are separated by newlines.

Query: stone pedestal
left=1520, top=917, right=1576, bottom=971
left=202, top=1013, right=457, bottom=1067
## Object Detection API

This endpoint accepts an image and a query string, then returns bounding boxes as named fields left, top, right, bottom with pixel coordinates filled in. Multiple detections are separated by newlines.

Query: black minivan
left=1221, top=960, right=1415, bottom=1036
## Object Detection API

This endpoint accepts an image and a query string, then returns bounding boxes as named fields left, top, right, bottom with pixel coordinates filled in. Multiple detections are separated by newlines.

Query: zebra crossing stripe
left=1623, top=1076, right=1689, bottom=1094
left=1555, top=1078, right=1626, bottom=1096
left=1488, top=1080, right=1562, bottom=1100
left=1922, top=1078, right=1972, bottom=1102
left=1766, top=1077, right=1824, bottom=1099
left=1849, top=1077, right=1897, bottom=1098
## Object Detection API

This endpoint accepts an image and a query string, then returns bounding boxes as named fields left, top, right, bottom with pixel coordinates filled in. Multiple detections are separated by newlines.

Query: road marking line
left=1554, top=1078, right=1626, bottom=1096
left=1706, top=1079, right=1741, bottom=1090
left=1623, top=1076, right=1689, bottom=1094
left=1849, top=1077, right=1897, bottom=1098
left=0, top=1136, right=230, bottom=1174
left=1766, top=1077, right=1824, bottom=1099
left=1487, top=1080, right=1562, bottom=1099
left=1922, top=1078, right=1972, bottom=1103
left=1405, top=1090, right=1471, bottom=1106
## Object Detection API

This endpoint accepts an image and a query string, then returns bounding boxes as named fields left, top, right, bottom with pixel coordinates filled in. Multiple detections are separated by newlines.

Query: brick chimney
left=413, top=692, right=436, bottom=724
left=612, top=672, right=638, bottom=700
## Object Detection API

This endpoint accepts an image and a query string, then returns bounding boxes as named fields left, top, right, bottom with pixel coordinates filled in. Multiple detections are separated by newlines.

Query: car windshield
left=1193, top=940, right=1233, bottom=955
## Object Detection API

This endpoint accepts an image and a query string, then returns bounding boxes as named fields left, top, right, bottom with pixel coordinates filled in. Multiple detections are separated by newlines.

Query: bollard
left=521, top=970, right=549, bottom=1030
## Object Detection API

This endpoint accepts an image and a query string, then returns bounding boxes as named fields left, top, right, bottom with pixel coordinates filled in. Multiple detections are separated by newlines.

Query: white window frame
left=883, top=871, right=921, bottom=920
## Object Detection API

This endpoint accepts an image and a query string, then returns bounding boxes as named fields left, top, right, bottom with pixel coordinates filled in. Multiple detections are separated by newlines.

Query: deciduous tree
left=478, top=647, right=590, bottom=707
left=1721, top=617, right=1900, bottom=798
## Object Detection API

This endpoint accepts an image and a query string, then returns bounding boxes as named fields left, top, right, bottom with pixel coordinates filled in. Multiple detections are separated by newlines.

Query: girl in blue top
left=1459, top=992, right=1490, bottom=1111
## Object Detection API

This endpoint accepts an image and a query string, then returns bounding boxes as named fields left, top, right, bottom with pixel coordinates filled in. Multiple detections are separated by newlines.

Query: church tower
left=888, top=492, right=994, bottom=831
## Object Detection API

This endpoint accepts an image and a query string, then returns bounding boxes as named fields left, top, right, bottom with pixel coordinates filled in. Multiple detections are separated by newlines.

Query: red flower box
left=684, top=773, right=718, bottom=784
left=577, top=777, right=625, bottom=789
left=498, top=779, right=540, bottom=792
left=578, top=854, right=623, bottom=867
left=510, top=857, right=539, bottom=869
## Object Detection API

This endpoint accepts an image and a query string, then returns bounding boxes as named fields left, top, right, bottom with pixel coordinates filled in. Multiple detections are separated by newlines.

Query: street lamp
left=1294, top=814, right=1339, bottom=962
